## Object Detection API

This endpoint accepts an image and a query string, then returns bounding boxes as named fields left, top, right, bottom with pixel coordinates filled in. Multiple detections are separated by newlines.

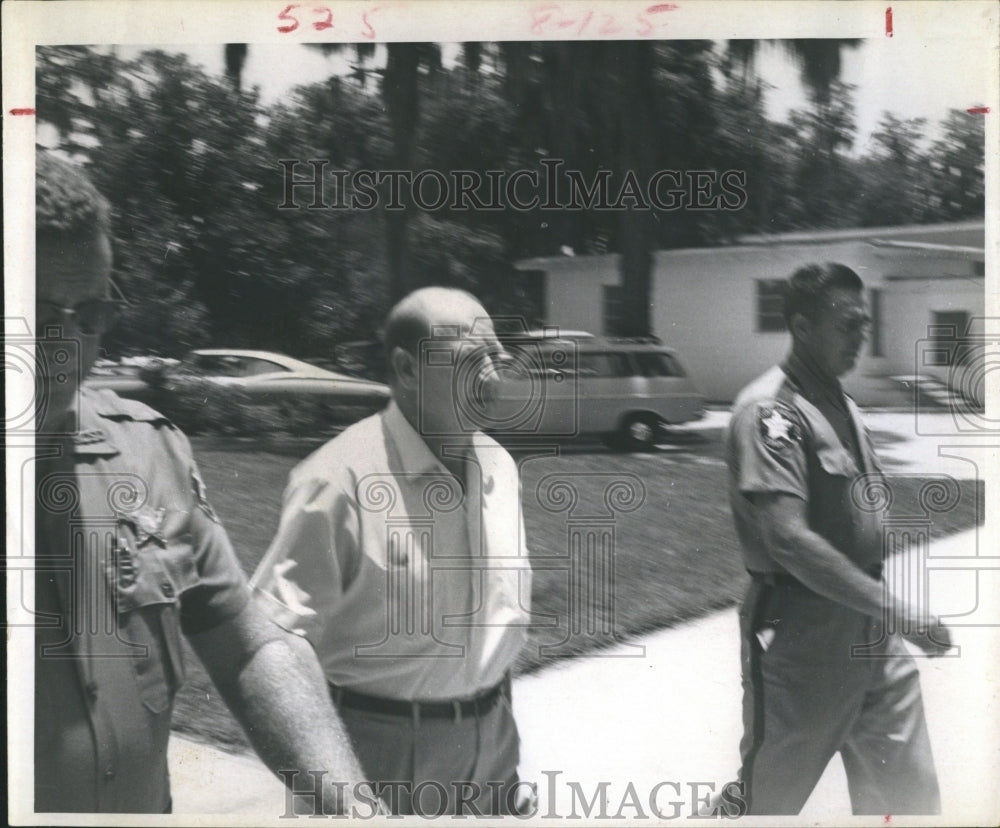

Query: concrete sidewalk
left=169, top=526, right=1000, bottom=824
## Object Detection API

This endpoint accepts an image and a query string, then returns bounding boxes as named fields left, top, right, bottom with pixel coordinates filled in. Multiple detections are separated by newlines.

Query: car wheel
left=617, top=413, right=660, bottom=451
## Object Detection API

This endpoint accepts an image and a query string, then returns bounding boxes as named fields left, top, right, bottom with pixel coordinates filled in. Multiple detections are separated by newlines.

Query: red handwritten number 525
left=277, top=4, right=333, bottom=32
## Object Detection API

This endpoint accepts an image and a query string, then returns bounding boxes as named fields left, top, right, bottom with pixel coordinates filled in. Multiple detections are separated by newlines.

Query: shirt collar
left=382, top=400, right=448, bottom=474
left=783, top=350, right=847, bottom=412
left=38, top=390, right=121, bottom=457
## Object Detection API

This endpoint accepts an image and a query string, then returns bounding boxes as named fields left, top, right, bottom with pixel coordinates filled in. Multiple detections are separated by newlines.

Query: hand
left=901, top=613, right=953, bottom=657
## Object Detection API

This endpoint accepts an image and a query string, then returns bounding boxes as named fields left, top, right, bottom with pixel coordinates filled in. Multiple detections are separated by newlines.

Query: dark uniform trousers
left=737, top=577, right=940, bottom=815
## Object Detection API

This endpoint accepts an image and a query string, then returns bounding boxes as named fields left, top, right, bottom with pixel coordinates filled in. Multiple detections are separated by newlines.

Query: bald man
left=251, top=288, right=535, bottom=816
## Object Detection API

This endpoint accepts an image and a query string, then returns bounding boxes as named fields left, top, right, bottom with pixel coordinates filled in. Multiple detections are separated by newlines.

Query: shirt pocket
left=112, top=521, right=198, bottom=713
left=815, top=443, right=859, bottom=479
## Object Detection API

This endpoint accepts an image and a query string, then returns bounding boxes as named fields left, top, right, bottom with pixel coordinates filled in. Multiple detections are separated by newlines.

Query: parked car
left=85, top=349, right=390, bottom=431
left=488, top=333, right=706, bottom=450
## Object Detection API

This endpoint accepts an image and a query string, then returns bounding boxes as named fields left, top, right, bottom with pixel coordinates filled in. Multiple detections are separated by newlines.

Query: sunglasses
left=37, top=298, right=121, bottom=336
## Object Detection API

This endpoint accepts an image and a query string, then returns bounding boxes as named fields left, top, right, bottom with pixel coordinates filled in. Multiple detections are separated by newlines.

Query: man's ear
left=390, top=346, right=417, bottom=390
left=789, top=312, right=811, bottom=344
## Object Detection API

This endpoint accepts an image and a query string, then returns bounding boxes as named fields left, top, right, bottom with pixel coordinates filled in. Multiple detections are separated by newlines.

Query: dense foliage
left=36, top=43, right=984, bottom=359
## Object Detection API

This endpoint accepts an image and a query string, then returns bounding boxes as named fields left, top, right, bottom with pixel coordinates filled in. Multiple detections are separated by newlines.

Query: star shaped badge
left=758, top=405, right=801, bottom=452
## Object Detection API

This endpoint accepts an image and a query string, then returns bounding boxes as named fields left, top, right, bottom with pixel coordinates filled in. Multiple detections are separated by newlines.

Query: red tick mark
left=885, top=7, right=893, bottom=37
left=647, top=3, right=678, bottom=12
left=967, top=106, right=990, bottom=114
left=883, top=816, right=892, bottom=825
left=10, top=108, right=36, bottom=116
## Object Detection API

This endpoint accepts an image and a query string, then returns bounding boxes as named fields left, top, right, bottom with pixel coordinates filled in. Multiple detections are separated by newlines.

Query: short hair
left=36, top=151, right=111, bottom=241
left=783, top=263, right=864, bottom=326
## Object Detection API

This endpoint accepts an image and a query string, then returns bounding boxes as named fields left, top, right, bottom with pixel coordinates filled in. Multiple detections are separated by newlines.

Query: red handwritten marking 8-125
left=530, top=3, right=678, bottom=38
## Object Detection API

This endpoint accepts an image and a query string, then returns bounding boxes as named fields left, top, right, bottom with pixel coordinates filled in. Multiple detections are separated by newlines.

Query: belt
left=329, top=676, right=509, bottom=723
left=749, top=564, right=883, bottom=588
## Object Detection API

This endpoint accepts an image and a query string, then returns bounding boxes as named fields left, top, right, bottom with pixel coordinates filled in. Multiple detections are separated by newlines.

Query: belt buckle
left=453, top=700, right=463, bottom=723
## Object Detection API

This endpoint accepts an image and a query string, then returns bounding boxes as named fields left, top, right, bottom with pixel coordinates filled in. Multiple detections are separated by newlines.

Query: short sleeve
left=161, top=430, right=251, bottom=635
left=729, top=400, right=809, bottom=499
left=249, top=475, right=359, bottom=641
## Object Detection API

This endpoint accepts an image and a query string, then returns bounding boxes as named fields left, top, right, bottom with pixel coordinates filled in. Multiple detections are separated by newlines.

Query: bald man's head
left=381, top=287, right=505, bottom=439
left=383, top=287, right=491, bottom=366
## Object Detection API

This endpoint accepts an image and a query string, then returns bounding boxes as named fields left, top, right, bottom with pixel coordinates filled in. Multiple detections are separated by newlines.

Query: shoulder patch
left=757, top=403, right=802, bottom=452
left=191, top=468, right=220, bottom=523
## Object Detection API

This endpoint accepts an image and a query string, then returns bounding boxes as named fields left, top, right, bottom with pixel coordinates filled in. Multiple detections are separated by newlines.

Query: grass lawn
left=170, top=431, right=985, bottom=752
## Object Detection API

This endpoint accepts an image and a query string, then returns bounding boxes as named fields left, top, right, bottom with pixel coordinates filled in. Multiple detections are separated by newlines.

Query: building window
left=603, top=285, right=625, bottom=335
left=756, top=280, right=787, bottom=332
left=869, top=288, right=884, bottom=357
left=925, top=311, right=970, bottom=367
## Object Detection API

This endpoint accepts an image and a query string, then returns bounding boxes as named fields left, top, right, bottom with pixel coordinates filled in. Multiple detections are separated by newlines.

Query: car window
left=241, top=358, right=290, bottom=376
left=577, top=352, right=632, bottom=378
left=193, top=356, right=247, bottom=377
left=501, top=343, right=568, bottom=379
left=634, top=352, right=686, bottom=378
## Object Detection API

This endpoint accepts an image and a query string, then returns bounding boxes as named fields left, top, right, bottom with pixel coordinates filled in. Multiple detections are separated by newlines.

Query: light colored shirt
left=250, top=401, right=531, bottom=701
left=726, top=357, right=885, bottom=575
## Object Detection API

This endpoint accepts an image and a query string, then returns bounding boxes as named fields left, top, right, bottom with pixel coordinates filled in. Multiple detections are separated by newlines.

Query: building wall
left=649, top=242, right=861, bottom=401
left=540, top=255, right=618, bottom=334
left=530, top=237, right=985, bottom=405
left=881, top=276, right=987, bottom=385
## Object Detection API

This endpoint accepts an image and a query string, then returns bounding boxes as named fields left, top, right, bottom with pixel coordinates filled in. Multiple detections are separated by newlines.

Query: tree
left=856, top=112, right=930, bottom=226
left=36, top=47, right=391, bottom=358
left=495, top=41, right=717, bottom=335
left=225, top=42, right=461, bottom=303
left=726, top=41, right=863, bottom=231
left=784, top=81, right=860, bottom=227
left=926, top=109, right=986, bottom=220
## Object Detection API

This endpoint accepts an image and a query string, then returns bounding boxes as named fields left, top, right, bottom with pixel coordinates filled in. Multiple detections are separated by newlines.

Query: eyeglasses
left=37, top=298, right=121, bottom=336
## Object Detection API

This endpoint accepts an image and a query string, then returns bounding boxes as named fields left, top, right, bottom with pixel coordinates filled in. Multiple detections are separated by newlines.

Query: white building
left=515, top=221, right=986, bottom=405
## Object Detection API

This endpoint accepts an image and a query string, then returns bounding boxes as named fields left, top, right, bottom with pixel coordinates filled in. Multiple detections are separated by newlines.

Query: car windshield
left=577, top=352, right=632, bottom=377
left=177, top=355, right=290, bottom=378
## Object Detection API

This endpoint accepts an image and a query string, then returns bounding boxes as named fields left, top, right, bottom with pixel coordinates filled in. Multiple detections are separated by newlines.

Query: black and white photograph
left=4, top=0, right=998, bottom=824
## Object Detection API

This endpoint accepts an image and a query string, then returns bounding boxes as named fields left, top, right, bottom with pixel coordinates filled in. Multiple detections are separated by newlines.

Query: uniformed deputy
left=32, top=151, right=373, bottom=814
left=722, top=263, right=952, bottom=815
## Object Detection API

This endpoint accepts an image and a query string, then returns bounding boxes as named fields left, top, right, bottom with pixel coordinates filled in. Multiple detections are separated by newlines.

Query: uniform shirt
left=34, top=389, right=250, bottom=813
left=726, top=353, right=884, bottom=575
left=250, top=401, right=531, bottom=701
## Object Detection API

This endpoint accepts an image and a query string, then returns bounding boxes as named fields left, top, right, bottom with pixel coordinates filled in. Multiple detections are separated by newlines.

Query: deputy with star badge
left=32, top=151, right=374, bottom=814
left=721, top=262, right=952, bottom=815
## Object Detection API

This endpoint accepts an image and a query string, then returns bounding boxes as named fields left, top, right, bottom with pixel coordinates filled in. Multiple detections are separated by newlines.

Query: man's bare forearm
left=189, top=606, right=375, bottom=815
left=767, top=520, right=892, bottom=617
left=760, top=493, right=952, bottom=655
